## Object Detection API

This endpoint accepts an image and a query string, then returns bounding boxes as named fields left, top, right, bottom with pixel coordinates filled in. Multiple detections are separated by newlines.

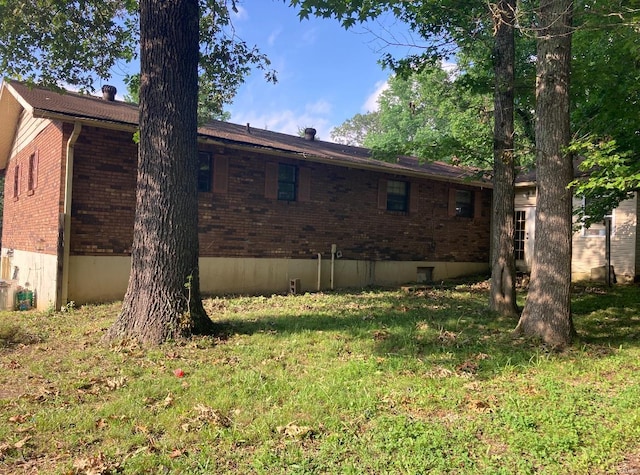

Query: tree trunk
left=489, top=0, right=518, bottom=317
left=515, top=0, right=575, bottom=348
left=106, top=0, right=215, bottom=344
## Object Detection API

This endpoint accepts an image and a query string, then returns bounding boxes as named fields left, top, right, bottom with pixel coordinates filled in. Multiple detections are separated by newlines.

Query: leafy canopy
left=568, top=1, right=640, bottom=224
left=0, top=0, right=275, bottom=115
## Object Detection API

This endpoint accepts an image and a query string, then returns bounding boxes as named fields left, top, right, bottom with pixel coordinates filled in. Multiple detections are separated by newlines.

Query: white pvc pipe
left=61, top=122, right=82, bottom=307
left=317, top=253, right=322, bottom=291
left=330, top=244, right=337, bottom=290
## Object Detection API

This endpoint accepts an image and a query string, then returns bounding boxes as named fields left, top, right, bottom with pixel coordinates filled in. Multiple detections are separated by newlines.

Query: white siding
left=9, top=109, right=51, bottom=158
left=572, top=194, right=638, bottom=282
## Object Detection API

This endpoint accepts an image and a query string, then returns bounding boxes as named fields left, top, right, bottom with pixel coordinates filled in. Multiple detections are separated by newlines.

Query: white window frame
left=580, top=197, right=614, bottom=238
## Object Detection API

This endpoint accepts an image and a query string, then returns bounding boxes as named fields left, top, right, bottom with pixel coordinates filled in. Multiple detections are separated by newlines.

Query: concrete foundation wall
left=68, top=255, right=489, bottom=304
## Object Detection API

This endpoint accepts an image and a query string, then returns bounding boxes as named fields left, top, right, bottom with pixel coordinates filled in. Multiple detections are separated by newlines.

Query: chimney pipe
left=304, top=128, right=316, bottom=141
left=101, top=85, right=117, bottom=101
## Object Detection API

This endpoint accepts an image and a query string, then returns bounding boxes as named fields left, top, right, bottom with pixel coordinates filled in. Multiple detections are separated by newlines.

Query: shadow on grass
left=572, top=283, right=640, bottom=346
left=207, top=282, right=640, bottom=378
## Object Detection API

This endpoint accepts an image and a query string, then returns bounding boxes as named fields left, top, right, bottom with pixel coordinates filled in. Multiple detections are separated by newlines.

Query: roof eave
left=0, top=83, right=23, bottom=170
left=31, top=108, right=138, bottom=132
left=199, top=136, right=491, bottom=188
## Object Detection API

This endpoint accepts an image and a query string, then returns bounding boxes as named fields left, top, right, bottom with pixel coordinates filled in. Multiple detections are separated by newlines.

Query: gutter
left=198, top=138, right=493, bottom=189
left=58, top=122, right=82, bottom=309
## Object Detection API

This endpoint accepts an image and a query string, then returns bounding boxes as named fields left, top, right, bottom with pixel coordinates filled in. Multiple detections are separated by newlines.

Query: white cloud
left=232, top=106, right=333, bottom=142
left=305, top=99, right=332, bottom=115
left=268, top=28, right=282, bottom=47
left=301, top=27, right=319, bottom=45
left=441, top=60, right=459, bottom=79
left=231, top=4, right=248, bottom=21
left=361, top=80, right=389, bottom=113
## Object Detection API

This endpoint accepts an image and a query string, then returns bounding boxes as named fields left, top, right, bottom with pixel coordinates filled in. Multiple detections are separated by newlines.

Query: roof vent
left=101, top=85, right=117, bottom=101
left=304, top=128, right=316, bottom=141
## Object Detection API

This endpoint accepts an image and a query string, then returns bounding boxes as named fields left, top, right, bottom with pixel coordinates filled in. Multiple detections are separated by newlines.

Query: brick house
left=0, top=80, right=491, bottom=310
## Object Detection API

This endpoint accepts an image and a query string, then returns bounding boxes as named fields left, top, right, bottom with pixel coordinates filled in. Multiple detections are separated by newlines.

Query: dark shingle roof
left=4, top=80, right=489, bottom=186
left=9, top=80, right=139, bottom=126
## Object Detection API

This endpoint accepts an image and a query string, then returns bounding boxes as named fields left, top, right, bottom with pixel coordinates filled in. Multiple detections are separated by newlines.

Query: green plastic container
left=16, top=290, right=33, bottom=310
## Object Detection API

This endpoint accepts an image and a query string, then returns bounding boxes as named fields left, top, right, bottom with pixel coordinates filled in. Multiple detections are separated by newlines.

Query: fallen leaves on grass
left=276, top=422, right=316, bottom=439
left=72, top=452, right=121, bottom=475
left=425, top=366, right=454, bottom=378
left=13, top=435, right=31, bottom=449
left=4, top=359, right=21, bottom=369
left=8, top=413, right=30, bottom=424
left=372, top=329, right=390, bottom=341
left=438, top=329, right=459, bottom=344
left=456, top=360, right=479, bottom=374
left=181, top=404, right=231, bottom=432
left=77, top=377, right=127, bottom=395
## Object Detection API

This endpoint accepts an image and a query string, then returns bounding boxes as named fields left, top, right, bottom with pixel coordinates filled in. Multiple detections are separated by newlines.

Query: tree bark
left=515, top=0, right=575, bottom=348
left=106, top=0, right=215, bottom=344
left=489, top=0, right=518, bottom=317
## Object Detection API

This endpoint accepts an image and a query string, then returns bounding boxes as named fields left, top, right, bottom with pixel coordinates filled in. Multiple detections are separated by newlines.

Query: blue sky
left=225, top=0, right=407, bottom=141
left=107, top=1, right=419, bottom=143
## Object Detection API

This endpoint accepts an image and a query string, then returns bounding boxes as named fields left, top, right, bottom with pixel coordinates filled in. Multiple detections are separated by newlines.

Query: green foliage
left=124, top=73, right=232, bottom=124
left=290, top=0, right=487, bottom=63
left=363, top=66, right=494, bottom=165
left=0, top=0, right=138, bottom=91
left=0, top=0, right=275, bottom=107
left=198, top=0, right=276, bottom=117
left=571, top=2, right=640, bottom=157
left=331, top=64, right=535, bottom=168
left=330, top=112, right=381, bottom=146
left=568, top=138, right=637, bottom=226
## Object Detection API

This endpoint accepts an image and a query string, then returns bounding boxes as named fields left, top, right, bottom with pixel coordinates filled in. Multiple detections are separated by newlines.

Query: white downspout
left=61, top=123, right=82, bottom=307
left=330, top=244, right=337, bottom=290
left=317, top=253, right=322, bottom=291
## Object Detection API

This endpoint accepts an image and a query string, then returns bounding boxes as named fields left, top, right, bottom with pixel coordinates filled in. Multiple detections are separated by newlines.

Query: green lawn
left=1, top=281, right=639, bottom=474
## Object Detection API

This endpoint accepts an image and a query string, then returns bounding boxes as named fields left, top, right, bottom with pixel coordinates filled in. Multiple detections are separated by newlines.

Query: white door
left=515, top=208, right=536, bottom=271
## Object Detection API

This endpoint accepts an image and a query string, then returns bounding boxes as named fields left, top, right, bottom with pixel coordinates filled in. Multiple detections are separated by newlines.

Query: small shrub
left=0, top=320, right=36, bottom=348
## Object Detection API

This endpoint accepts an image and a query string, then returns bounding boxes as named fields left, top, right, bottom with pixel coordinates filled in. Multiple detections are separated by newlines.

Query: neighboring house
left=515, top=173, right=640, bottom=283
left=0, top=80, right=492, bottom=310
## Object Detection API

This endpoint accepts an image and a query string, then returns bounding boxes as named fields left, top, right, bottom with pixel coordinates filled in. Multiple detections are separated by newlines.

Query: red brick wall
left=71, top=126, right=137, bottom=254
left=69, top=127, right=490, bottom=263
left=2, top=122, right=65, bottom=254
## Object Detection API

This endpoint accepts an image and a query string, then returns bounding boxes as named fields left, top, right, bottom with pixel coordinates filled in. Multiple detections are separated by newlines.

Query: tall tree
left=361, top=66, right=494, bottom=166
left=106, top=0, right=209, bottom=343
left=290, top=0, right=524, bottom=318
left=489, top=0, right=518, bottom=316
left=515, top=0, right=575, bottom=347
left=330, top=112, right=382, bottom=146
left=0, top=0, right=273, bottom=344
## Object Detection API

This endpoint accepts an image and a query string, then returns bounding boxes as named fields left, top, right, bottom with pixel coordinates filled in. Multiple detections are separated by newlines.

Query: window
left=386, top=180, right=408, bottom=211
left=455, top=190, right=474, bottom=217
left=278, top=164, right=297, bottom=201
left=27, top=151, right=38, bottom=193
left=198, top=152, right=212, bottom=192
left=13, top=165, right=20, bottom=199
left=514, top=210, right=526, bottom=260
left=581, top=197, right=613, bottom=237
